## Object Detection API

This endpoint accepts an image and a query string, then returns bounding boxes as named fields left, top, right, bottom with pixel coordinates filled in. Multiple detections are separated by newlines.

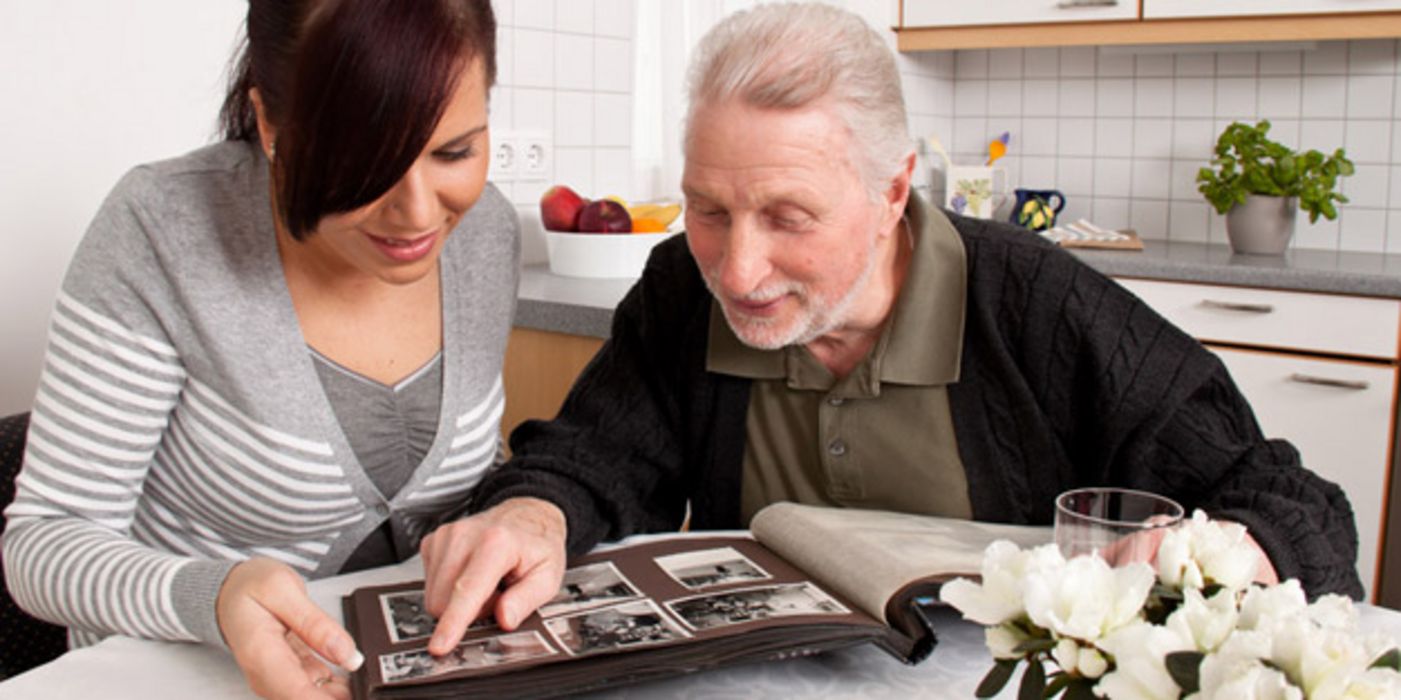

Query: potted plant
left=1196, top=120, right=1354, bottom=255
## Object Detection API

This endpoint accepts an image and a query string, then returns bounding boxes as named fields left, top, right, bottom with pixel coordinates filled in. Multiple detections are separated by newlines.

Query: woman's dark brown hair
left=221, top=0, right=496, bottom=239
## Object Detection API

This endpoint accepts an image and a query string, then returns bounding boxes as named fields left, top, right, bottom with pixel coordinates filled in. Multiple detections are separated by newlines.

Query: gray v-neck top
left=313, top=349, right=444, bottom=572
left=311, top=349, right=443, bottom=499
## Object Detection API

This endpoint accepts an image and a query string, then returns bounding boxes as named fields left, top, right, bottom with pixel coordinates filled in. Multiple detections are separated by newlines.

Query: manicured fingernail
left=344, top=650, right=364, bottom=672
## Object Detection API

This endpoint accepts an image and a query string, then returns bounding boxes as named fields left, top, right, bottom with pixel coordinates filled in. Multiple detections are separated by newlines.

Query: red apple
left=576, top=199, right=632, bottom=234
left=540, top=185, right=587, bottom=232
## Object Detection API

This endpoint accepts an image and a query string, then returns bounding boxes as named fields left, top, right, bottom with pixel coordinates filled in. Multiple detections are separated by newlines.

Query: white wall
left=0, top=1, right=247, bottom=415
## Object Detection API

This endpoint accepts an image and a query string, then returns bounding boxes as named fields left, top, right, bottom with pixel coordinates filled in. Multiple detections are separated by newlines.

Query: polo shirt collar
left=705, top=191, right=966, bottom=387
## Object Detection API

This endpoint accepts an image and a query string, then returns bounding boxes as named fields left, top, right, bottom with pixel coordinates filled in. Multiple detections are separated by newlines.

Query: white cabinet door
left=1145, top=0, right=1401, bottom=19
left=1116, top=278, right=1401, bottom=362
left=1213, top=346, right=1396, bottom=601
left=903, top=0, right=1139, bottom=28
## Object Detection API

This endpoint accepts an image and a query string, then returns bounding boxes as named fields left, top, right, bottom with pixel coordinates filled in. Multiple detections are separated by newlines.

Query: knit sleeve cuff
left=170, top=558, right=239, bottom=648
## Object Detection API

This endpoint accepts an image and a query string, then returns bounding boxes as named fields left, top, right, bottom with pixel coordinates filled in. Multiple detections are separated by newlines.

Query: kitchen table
left=4, top=550, right=1401, bottom=700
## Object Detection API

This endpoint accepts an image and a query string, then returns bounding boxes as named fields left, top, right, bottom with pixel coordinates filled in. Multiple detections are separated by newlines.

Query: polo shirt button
left=374, top=504, right=390, bottom=517
left=827, top=397, right=845, bottom=407
left=828, top=438, right=847, bottom=457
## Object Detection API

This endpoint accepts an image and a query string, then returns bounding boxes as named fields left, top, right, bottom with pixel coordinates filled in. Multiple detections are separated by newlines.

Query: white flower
left=985, top=623, right=1027, bottom=660
left=1309, top=594, right=1361, bottom=633
left=941, top=541, right=1065, bottom=626
left=1167, top=587, right=1239, bottom=654
left=1196, top=630, right=1302, bottom=700
left=1051, top=638, right=1110, bottom=679
left=1023, top=552, right=1155, bottom=642
left=1158, top=510, right=1260, bottom=591
left=1294, top=627, right=1382, bottom=696
left=1096, top=621, right=1194, bottom=700
left=1238, top=580, right=1308, bottom=634
left=1310, top=667, right=1401, bottom=700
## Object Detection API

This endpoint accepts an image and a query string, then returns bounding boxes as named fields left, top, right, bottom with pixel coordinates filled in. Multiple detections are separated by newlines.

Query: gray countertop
left=515, top=240, right=1401, bottom=339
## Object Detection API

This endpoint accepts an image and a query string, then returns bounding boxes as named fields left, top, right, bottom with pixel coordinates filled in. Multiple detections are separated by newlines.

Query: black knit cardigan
left=476, top=212, right=1363, bottom=599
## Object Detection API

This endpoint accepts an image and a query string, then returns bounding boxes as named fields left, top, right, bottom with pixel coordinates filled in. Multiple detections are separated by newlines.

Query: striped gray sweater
left=2, top=141, right=519, bottom=647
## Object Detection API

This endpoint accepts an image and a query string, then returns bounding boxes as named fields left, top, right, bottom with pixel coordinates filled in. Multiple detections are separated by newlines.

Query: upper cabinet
left=903, top=1, right=1137, bottom=28
left=1144, top=0, right=1401, bottom=19
left=897, top=0, right=1401, bottom=50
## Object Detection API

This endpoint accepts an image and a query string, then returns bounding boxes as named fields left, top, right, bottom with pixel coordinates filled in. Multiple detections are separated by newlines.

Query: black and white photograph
left=380, top=590, right=496, bottom=644
left=654, top=546, right=772, bottom=590
left=543, top=599, right=689, bottom=657
left=379, top=631, right=556, bottom=684
left=666, top=582, right=850, bottom=632
left=538, top=561, right=642, bottom=618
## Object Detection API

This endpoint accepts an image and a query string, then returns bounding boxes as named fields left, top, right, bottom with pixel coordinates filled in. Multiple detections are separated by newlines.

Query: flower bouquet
left=941, top=511, right=1401, bottom=699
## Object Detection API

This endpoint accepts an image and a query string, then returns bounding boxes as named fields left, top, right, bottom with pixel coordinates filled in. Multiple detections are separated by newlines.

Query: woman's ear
left=249, top=88, right=278, bottom=161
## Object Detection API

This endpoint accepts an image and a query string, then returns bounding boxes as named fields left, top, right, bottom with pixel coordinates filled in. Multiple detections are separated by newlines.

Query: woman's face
left=299, top=57, right=491, bottom=286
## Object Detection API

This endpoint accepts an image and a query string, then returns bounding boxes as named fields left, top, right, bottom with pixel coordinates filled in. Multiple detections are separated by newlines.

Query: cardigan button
left=827, top=439, right=848, bottom=457
left=374, top=504, right=390, bottom=517
left=827, top=397, right=845, bottom=407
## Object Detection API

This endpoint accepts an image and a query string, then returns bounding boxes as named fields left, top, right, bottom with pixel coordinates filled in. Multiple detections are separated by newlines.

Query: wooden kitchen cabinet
left=501, top=327, right=604, bottom=450
left=1117, top=277, right=1401, bottom=602
left=896, top=0, right=1401, bottom=50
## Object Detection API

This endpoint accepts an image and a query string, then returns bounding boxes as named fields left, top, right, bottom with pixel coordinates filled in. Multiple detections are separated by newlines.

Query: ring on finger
left=314, top=675, right=332, bottom=687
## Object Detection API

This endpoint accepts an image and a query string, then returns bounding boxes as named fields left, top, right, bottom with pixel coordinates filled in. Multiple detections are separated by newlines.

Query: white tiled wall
left=902, top=40, right=1401, bottom=253
left=491, top=0, right=634, bottom=263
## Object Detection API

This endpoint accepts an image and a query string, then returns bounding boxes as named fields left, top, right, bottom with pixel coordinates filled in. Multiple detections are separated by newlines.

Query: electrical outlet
left=489, top=131, right=518, bottom=182
left=517, top=132, right=552, bottom=182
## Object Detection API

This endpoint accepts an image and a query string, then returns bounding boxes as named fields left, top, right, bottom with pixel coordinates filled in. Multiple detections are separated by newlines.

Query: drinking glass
left=1054, top=487, right=1184, bottom=564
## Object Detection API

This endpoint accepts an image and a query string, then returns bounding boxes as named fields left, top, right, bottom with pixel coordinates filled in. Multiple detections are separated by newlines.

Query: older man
left=418, top=3, right=1361, bottom=655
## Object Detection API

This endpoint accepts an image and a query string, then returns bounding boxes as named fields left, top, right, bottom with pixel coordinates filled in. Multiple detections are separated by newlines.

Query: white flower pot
left=1225, top=195, right=1296, bottom=256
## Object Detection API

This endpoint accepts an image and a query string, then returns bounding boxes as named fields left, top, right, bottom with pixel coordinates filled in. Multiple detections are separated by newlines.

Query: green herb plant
left=1196, top=120, right=1355, bottom=223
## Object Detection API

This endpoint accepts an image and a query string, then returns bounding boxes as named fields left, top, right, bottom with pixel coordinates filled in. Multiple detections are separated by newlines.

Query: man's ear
left=881, top=151, right=917, bottom=232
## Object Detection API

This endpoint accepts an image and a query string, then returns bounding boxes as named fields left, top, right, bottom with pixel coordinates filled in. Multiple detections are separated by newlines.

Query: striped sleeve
left=2, top=164, right=239, bottom=646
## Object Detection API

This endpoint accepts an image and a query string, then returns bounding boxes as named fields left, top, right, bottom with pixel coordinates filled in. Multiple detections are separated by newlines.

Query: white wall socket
left=488, top=130, right=551, bottom=183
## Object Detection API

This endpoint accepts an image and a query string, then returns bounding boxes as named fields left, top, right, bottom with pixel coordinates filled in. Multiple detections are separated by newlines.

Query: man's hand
left=419, top=497, right=568, bottom=656
left=216, top=558, right=362, bottom=700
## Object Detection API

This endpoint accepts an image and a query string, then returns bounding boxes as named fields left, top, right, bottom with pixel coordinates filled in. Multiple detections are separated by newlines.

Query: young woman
left=3, top=1, right=513, bottom=697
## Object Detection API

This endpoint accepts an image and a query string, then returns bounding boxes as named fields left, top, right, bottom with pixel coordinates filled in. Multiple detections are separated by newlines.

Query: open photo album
left=342, top=502, right=1051, bottom=699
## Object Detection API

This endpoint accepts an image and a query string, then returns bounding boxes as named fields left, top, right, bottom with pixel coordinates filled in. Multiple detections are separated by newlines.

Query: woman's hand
left=1099, top=522, right=1280, bottom=585
left=216, top=558, right=362, bottom=700
left=419, top=497, right=567, bottom=656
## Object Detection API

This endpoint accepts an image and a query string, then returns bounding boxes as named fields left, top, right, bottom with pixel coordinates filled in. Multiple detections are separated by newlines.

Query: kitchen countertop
left=515, top=240, right=1401, bottom=339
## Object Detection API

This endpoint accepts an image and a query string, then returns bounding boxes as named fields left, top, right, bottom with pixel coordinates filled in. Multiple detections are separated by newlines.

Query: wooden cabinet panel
left=903, top=0, right=1138, bottom=28
left=1213, top=347, right=1397, bottom=600
left=501, top=327, right=604, bottom=450
left=1145, top=0, right=1401, bottom=19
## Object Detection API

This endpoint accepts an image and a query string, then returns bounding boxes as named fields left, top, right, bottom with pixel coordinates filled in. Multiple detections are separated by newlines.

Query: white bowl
left=544, top=230, right=672, bottom=279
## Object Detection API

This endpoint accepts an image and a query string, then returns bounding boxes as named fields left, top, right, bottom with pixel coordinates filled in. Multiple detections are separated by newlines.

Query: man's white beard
left=705, top=234, right=880, bottom=351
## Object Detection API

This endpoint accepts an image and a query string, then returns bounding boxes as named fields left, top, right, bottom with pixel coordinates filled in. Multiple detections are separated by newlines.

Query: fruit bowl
left=544, top=230, right=674, bottom=279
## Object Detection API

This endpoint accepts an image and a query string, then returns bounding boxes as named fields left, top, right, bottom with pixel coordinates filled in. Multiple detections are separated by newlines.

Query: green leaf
left=1165, top=651, right=1205, bottom=695
left=977, top=659, right=1019, bottom=698
left=1063, top=680, right=1099, bottom=700
left=1044, top=672, right=1072, bottom=698
left=1371, top=648, right=1401, bottom=671
left=1020, top=661, right=1048, bottom=700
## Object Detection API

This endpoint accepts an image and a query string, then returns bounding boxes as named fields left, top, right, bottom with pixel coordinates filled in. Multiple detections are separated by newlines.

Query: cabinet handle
left=1288, top=373, right=1370, bottom=391
left=1057, top=0, right=1117, bottom=6
left=1200, top=299, right=1274, bottom=313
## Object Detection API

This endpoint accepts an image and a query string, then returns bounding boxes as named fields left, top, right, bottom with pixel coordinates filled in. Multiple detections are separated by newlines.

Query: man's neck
left=803, top=218, right=914, bottom=379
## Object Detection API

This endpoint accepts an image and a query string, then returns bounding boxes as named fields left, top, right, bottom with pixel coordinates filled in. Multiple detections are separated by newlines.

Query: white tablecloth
left=4, top=556, right=1401, bottom=700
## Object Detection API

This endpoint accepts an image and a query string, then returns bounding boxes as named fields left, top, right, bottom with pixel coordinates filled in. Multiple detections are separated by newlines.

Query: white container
left=544, top=230, right=673, bottom=279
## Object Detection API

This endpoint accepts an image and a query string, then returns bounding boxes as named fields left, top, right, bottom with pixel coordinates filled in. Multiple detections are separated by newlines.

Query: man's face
left=682, top=99, right=891, bottom=350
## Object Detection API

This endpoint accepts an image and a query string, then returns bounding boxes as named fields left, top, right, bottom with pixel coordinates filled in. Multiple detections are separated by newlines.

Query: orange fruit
left=631, top=218, right=667, bottom=233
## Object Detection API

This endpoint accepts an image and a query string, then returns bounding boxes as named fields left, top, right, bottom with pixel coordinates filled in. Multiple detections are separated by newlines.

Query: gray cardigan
left=3, top=141, right=519, bottom=647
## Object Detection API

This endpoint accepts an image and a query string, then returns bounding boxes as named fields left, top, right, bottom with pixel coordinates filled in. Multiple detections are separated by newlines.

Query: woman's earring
left=267, top=141, right=277, bottom=161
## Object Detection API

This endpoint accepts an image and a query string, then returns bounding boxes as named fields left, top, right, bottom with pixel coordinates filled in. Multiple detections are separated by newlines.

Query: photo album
left=341, top=502, right=1051, bottom=699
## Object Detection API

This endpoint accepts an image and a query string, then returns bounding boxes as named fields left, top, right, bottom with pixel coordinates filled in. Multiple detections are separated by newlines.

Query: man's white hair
left=685, top=2, right=914, bottom=199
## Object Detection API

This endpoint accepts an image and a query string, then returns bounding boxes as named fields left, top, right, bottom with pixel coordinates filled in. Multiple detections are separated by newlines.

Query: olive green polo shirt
left=706, top=202, right=972, bottom=526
